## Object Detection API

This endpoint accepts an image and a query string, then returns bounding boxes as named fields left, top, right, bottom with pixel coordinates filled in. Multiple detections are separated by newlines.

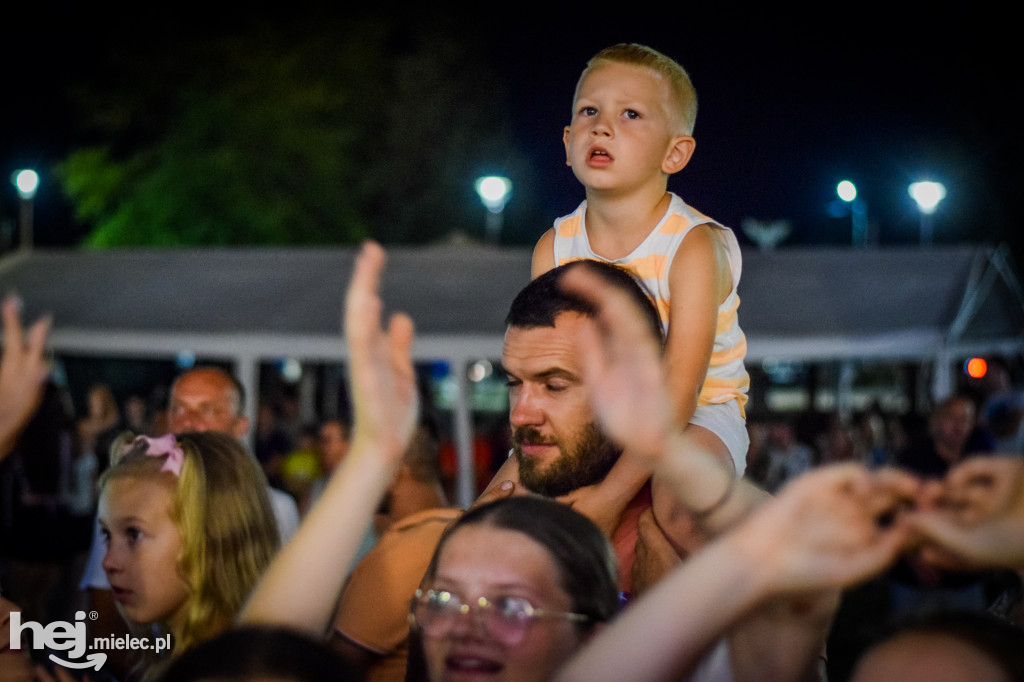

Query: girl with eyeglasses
left=407, top=496, right=620, bottom=682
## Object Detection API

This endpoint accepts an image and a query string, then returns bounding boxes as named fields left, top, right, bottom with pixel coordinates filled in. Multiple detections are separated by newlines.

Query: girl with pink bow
left=97, top=430, right=279, bottom=680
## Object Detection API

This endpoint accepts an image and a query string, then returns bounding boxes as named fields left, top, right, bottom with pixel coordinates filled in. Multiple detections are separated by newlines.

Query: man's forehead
left=171, top=370, right=237, bottom=403
left=502, top=313, right=591, bottom=376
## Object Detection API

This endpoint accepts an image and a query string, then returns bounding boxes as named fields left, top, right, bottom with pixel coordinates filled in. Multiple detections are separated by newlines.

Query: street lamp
left=474, top=176, right=511, bottom=244
left=908, top=181, right=946, bottom=246
left=836, top=180, right=868, bottom=246
left=12, top=169, right=38, bottom=250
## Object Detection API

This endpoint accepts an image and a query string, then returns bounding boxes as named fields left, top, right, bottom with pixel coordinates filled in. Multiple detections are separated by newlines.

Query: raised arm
left=555, top=263, right=921, bottom=681
left=557, top=464, right=918, bottom=682
left=0, top=296, right=51, bottom=460
left=239, top=241, right=418, bottom=636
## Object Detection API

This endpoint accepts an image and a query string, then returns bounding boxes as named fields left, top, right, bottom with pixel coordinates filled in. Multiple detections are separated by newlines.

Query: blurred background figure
left=978, top=359, right=1024, bottom=455
left=76, top=383, right=121, bottom=473
left=897, top=393, right=993, bottom=478
left=1, top=380, right=91, bottom=624
left=280, top=423, right=323, bottom=516
left=761, top=417, right=816, bottom=492
left=307, top=418, right=350, bottom=514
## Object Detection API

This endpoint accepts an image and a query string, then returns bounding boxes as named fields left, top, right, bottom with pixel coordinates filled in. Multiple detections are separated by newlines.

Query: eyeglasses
left=408, top=588, right=591, bottom=645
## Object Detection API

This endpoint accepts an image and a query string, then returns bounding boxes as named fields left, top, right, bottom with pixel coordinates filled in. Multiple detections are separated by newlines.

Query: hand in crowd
left=0, top=296, right=51, bottom=460
left=345, top=241, right=418, bottom=461
left=909, top=455, right=1024, bottom=570
left=239, top=241, right=422, bottom=636
left=726, top=464, right=920, bottom=593
left=559, top=264, right=678, bottom=465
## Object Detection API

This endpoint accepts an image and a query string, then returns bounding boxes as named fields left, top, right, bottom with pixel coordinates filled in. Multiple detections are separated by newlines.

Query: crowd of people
left=0, top=41, right=1022, bottom=682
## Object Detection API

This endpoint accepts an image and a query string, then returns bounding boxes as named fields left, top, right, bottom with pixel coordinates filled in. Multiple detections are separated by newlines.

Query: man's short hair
left=505, top=259, right=665, bottom=346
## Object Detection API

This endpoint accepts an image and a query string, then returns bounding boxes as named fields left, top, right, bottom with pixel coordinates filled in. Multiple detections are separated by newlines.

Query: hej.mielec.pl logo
left=8, top=609, right=169, bottom=671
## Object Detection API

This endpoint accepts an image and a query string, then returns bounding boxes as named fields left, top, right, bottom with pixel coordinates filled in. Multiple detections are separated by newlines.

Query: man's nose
left=509, top=389, right=543, bottom=427
left=173, top=409, right=201, bottom=432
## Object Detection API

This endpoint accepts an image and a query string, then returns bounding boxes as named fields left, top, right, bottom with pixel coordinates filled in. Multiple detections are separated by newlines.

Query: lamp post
left=474, top=176, right=511, bottom=244
left=837, top=180, right=868, bottom=246
left=908, top=181, right=945, bottom=247
left=12, top=169, right=38, bottom=250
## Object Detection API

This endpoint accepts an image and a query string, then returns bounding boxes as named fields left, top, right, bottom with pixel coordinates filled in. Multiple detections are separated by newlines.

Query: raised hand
left=239, top=241, right=420, bottom=635
left=344, top=241, right=418, bottom=461
left=559, top=263, right=677, bottom=464
left=725, top=464, right=920, bottom=593
left=910, top=455, right=1024, bottom=569
left=0, top=296, right=51, bottom=460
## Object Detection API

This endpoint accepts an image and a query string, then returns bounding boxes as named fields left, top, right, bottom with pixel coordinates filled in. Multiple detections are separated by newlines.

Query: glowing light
left=837, top=180, right=857, bottom=202
left=908, top=181, right=946, bottom=214
left=964, top=357, right=988, bottom=379
left=13, top=169, right=38, bottom=199
left=474, top=176, right=512, bottom=212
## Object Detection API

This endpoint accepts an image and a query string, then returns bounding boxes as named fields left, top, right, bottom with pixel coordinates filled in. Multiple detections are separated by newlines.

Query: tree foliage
left=59, top=12, right=523, bottom=246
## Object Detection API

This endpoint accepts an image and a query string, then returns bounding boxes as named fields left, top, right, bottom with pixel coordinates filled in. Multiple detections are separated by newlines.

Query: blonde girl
left=98, top=430, right=279, bottom=679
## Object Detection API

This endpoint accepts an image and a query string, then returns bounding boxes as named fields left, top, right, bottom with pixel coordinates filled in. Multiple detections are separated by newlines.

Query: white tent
left=1, top=243, right=1021, bottom=505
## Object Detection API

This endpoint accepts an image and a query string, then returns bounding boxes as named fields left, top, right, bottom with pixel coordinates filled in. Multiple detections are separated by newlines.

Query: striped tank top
left=550, top=193, right=749, bottom=416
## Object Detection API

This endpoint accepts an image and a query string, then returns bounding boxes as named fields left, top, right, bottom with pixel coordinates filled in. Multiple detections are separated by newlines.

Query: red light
left=965, top=357, right=988, bottom=379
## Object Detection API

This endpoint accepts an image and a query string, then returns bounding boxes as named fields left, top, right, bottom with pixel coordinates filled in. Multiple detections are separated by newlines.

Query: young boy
left=535, top=43, right=749, bottom=468
left=532, top=44, right=750, bottom=538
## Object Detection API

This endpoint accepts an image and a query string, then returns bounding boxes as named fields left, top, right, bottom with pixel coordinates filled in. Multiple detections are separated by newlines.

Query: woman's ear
left=662, top=135, right=696, bottom=175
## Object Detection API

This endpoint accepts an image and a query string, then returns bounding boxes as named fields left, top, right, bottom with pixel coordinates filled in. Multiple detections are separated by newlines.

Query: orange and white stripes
left=551, top=193, right=749, bottom=417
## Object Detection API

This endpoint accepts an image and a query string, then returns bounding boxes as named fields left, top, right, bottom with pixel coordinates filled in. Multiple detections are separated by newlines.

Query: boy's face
left=564, top=62, right=693, bottom=195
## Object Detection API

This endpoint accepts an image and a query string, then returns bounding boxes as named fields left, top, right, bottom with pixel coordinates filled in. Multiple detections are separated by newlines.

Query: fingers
left=26, top=315, right=52, bottom=362
left=909, top=513, right=1010, bottom=568
left=560, top=265, right=659, bottom=353
left=344, top=241, right=386, bottom=350
left=469, top=479, right=518, bottom=510
left=1, top=296, right=28, bottom=366
left=387, top=312, right=415, bottom=382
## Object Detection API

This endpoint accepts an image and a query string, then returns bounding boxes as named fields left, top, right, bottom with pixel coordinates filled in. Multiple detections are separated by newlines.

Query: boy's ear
left=563, top=126, right=573, bottom=166
left=662, top=135, right=696, bottom=175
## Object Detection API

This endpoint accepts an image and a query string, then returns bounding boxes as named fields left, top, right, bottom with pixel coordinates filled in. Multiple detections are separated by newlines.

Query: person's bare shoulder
left=532, top=228, right=556, bottom=278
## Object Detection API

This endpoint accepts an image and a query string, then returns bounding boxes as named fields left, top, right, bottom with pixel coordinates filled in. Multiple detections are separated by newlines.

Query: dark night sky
left=1, top=4, right=1020, bottom=255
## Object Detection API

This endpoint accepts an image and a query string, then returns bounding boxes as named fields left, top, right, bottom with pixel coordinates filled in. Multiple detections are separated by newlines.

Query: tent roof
left=1, top=243, right=1021, bottom=364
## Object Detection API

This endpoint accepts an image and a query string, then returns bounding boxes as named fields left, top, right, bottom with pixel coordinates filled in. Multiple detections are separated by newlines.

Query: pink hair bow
left=135, top=434, right=185, bottom=477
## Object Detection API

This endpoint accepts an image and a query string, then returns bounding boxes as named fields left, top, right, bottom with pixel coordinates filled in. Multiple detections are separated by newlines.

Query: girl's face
left=421, top=524, right=587, bottom=682
left=99, top=476, right=190, bottom=635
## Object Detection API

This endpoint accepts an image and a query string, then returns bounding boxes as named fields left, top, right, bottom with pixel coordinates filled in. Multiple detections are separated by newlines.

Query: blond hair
left=101, top=431, right=279, bottom=675
left=574, top=43, right=698, bottom=135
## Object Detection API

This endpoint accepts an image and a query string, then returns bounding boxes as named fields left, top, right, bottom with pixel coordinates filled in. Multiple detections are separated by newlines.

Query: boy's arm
left=663, top=223, right=730, bottom=430
left=531, top=228, right=556, bottom=277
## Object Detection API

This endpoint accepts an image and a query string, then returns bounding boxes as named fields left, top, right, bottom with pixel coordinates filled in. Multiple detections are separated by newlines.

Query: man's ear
left=232, top=415, right=251, bottom=439
left=662, top=135, right=696, bottom=175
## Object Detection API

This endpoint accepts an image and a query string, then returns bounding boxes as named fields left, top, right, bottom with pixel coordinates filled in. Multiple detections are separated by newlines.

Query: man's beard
left=512, top=422, right=622, bottom=498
